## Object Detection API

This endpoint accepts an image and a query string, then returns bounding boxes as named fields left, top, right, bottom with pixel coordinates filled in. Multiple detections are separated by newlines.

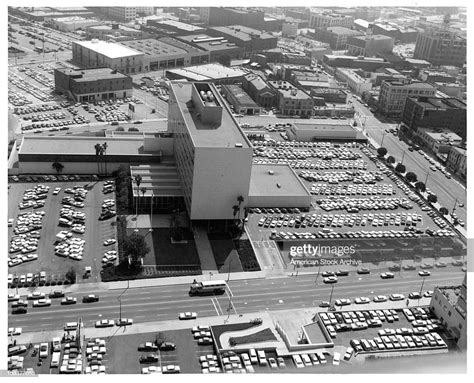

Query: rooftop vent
left=235, top=143, right=243, bottom=148
left=268, top=170, right=274, bottom=175
left=276, top=183, right=281, bottom=188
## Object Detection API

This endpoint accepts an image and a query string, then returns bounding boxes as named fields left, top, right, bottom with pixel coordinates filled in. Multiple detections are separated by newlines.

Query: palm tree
left=133, top=174, right=142, bottom=219
left=102, top=142, right=108, bottom=175
left=94, top=143, right=103, bottom=175
left=52, top=162, right=64, bottom=174
left=236, top=195, right=244, bottom=222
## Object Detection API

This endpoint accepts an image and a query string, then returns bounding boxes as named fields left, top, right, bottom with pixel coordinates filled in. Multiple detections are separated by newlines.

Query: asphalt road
left=9, top=268, right=465, bottom=333
left=350, top=96, right=467, bottom=224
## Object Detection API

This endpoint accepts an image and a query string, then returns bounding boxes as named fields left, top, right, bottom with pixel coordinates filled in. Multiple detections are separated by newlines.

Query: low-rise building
left=165, top=63, right=246, bottom=85
left=309, top=11, right=354, bottom=29
left=207, top=25, right=277, bottom=58
left=286, top=121, right=361, bottom=141
left=49, top=16, right=101, bottom=32
left=334, top=68, right=372, bottom=95
left=445, top=146, right=466, bottom=179
left=378, top=80, right=436, bottom=117
left=323, top=54, right=391, bottom=72
left=241, top=74, right=277, bottom=109
left=268, top=81, right=314, bottom=117
left=372, top=22, right=419, bottom=43
left=146, top=18, right=206, bottom=36
left=221, top=85, right=261, bottom=115
left=86, top=24, right=145, bottom=41
left=346, top=34, right=394, bottom=57
left=415, top=128, right=462, bottom=154
left=54, top=67, right=133, bottom=102
left=310, top=87, right=347, bottom=104
left=176, top=34, right=241, bottom=62
left=311, top=26, right=363, bottom=50
left=401, top=96, right=466, bottom=139
left=419, top=70, right=456, bottom=83
left=430, top=276, right=466, bottom=349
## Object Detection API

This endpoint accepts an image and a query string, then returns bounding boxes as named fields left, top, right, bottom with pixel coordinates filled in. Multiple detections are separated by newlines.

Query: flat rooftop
left=170, top=82, right=250, bottom=149
left=325, top=26, right=361, bottom=35
left=209, top=25, right=275, bottom=42
left=223, top=85, right=259, bottom=108
left=56, top=67, right=129, bottom=81
left=167, top=64, right=246, bottom=81
left=179, top=35, right=239, bottom=52
left=74, top=40, right=143, bottom=59
left=18, top=136, right=154, bottom=156
left=352, top=34, right=394, bottom=41
left=157, top=19, right=206, bottom=32
left=249, top=164, right=311, bottom=198
left=120, top=38, right=204, bottom=57
left=89, top=24, right=140, bottom=32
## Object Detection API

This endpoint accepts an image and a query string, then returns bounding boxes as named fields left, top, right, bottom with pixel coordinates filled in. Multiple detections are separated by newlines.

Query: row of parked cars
left=271, top=228, right=422, bottom=241
left=300, top=170, right=383, bottom=184
left=84, top=338, right=107, bottom=374
left=22, top=67, right=54, bottom=89
left=9, top=72, right=54, bottom=102
left=316, top=195, right=414, bottom=213
left=310, top=183, right=395, bottom=196
left=13, top=103, right=61, bottom=115
left=292, top=352, right=328, bottom=368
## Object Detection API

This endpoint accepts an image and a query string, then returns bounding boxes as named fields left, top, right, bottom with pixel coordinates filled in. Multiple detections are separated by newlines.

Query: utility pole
left=149, top=194, right=154, bottom=232
left=401, top=150, right=406, bottom=165
left=381, top=131, right=386, bottom=147
left=424, top=171, right=429, bottom=187
left=227, top=258, right=233, bottom=282
left=451, top=197, right=458, bottom=215
left=314, top=263, right=322, bottom=285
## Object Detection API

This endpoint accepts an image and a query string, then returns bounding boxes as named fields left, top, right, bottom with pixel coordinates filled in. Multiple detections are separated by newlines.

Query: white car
left=292, top=354, right=304, bottom=368
left=333, top=352, right=341, bottom=366
left=179, top=312, right=197, bottom=320
left=33, top=298, right=51, bottom=307
left=27, top=292, right=45, bottom=300
left=390, top=294, right=405, bottom=301
left=355, top=297, right=370, bottom=304
left=53, top=187, right=61, bottom=195
left=103, top=239, right=116, bottom=246
left=323, top=276, right=338, bottom=284
left=95, top=319, right=114, bottom=328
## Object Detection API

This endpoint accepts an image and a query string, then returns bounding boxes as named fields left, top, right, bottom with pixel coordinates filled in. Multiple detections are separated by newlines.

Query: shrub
left=377, top=147, right=388, bottom=157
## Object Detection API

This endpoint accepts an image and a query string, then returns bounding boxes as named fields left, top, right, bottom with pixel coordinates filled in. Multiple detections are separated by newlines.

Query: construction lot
left=7, top=178, right=117, bottom=285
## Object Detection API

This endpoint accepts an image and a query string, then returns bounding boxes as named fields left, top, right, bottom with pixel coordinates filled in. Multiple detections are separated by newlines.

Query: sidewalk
left=192, top=226, right=219, bottom=273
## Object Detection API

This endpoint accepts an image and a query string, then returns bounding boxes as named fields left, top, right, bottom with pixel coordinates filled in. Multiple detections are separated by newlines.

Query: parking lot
left=103, top=329, right=214, bottom=374
left=247, top=140, right=456, bottom=240
left=8, top=178, right=117, bottom=285
left=318, top=305, right=452, bottom=358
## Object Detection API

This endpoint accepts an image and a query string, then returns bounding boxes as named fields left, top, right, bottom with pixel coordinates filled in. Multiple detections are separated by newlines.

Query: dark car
left=159, top=342, right=176, bottom=351
left=357, top=268, right=370, bottom=275
left=336, top=270, right=349, bottom=276
left=408, top=292, right=422, bottom=299
left=49, top=290, right=65, bottom=298
left=138, top=343, right=158, bottom=352
left=139, top=354, right=159, bottom=363
left=12, top=307, right=27, bottom=315
left=82, top=294, right=99, bottom=303
left=402, top=265, right=416, bottom=271
left=321, top=271, right=335, bottom=277
left=388, top=265, right=401, bottom=272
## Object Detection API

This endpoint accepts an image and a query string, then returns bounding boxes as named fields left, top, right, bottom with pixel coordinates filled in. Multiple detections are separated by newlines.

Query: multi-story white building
left=168, top=81, right=253, bottom=220
left=378, top=80, right=436, bottom=117
left=72, top=40, right=144, bottom=75
left=309, top=11, right=354, bottom=29
left=334, top=68, right=372, bottom=95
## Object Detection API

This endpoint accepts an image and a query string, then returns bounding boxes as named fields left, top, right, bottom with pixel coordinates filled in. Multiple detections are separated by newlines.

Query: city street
left=352, top=97, right=467, bottom=224
left=9, top=268, right=465, bottom=333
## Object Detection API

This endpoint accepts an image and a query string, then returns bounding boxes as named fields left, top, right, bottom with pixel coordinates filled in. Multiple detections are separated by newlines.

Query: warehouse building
left=221, top=85, right=262, bottom=115
left=241, top=74, right=277, bottom=109
left=286, top=121, right=362, bottom=142
left=85, top=24, right=146, bottom=41
left=146, top=18, right=206, bottom=35
left=54, top=67, right=133, bottom=102
left=311, top=26, right=363, bottom=50
left=177, top=34, right=242, bottom=62
left=165, top=64, right=246, bottom=85
left=268, top=81, right=314, bottom=117
left=72, top=40, right=144, bottom=74
left=49, top=16, right=101, bottom=32
left=346, top=34, right=395, bottom=57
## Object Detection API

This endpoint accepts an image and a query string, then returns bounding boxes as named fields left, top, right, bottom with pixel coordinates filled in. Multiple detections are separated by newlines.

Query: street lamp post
left=401, top=150, right=406, bottom=165
left=381, top=132, right=386, bottom=146
left=227, top=258, right=233, bottom=282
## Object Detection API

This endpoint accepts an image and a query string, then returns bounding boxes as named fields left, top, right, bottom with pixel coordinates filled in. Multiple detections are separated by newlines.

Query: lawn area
left=212, top=322, right=255, bottom=349
left=134, top=228, right=200, bottom=266
left=229, top=328, right=277, bottom=346
left=207, top=232, right=243, bottom=273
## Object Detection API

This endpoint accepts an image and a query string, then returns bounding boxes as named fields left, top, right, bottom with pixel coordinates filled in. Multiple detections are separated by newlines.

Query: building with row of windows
left=311, top=26, right=362, bottom=50
left=54, top=67, right=133, bottom=102
left=401, top=96, right=466, bottom=140
left=334, top=68, right=372, bottom=95
left=378, top=80, right=436, bottom=117
left=268, top=81, right=314, bottom=117
left=85, top=24, right=146, bottom=41
left=221, top=85, right=262, bottom=115
left=309, top=11, right=354, bottom=29
left=445, top=146, right=466, bottom=180
left=346, top=34, right=394, bottom=57
left=414, top=28, right=466, bottom=68
left=241, top=73, right=277, bottom=109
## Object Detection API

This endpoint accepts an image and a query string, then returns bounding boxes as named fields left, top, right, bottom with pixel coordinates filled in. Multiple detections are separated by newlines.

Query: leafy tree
left=128, top=127, right=139, bottom=131
left=115, top=126, right=125, bottom=131
left=415, top=181, right=426, bottom=193
left=52, top=162, right=64, bottom=174
left=439, top=207, right=449, bottom=215
left=377, top=147, right=388, bottom=157
left=427, top=194, right=438, bottom=204
left=386, top=156, right=395, bottom=165
left=122, top=233, right=150, bottom=266
left=405, top=172, right=418, bottom=183
left=395, top=163, right=406, bottom=173
left=155, top=332, right=166, bottom=346
left=65, top=267, right=76, bottom=284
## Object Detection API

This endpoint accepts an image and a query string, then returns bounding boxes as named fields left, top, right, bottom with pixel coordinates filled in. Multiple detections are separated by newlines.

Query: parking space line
left=214, top=298, right=224, bottom=316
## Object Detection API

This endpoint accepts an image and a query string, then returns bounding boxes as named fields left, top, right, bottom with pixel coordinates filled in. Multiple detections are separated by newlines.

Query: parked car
left=179, top=312, right=197, bottom=320
left=83, top=294, right=99, bottom=303
left=95, top=319, right=114, bottom=328
left=116, top=318, right=133, bottom=326
left=380, top=272, right=395, bottom=279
